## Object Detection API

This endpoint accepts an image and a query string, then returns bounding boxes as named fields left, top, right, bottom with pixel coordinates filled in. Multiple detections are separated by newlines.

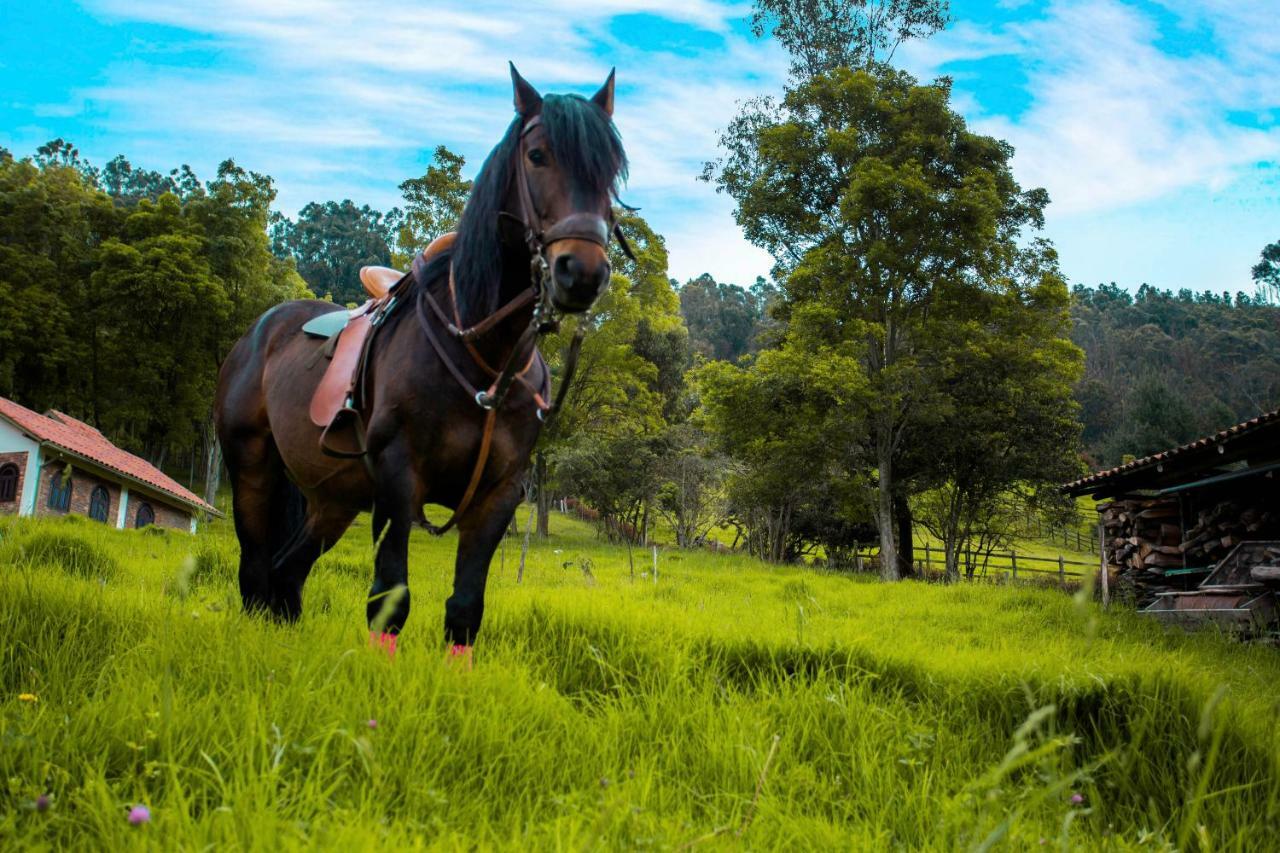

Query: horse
left=213, top=65, right=627, bottom=656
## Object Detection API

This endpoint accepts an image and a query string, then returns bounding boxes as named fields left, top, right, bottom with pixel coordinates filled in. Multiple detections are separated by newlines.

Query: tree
left=271, top=200, right=394, bottom=304
left=751, top=0, right=950, bottom=77
left=695, top=318, right=871, bottom=563
left=678, top=273, right=766, bottom=362
left=538, top=211, right=688, bottom=538
left=394, top=145, right=472, bottom=266
left=0, top=146, right=308, bottom=501
left=706, top=63, right=1055, bottom=579
left=1253, top=239, right=1280, bottom=305
left=908, top=253, right=1083, bottom=581
left=100, top=155, right=178, bottom=205
left=652, top=424, right=730, bottom=548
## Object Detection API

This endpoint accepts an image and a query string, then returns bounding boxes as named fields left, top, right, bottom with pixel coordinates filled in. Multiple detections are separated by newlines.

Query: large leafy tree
left=271, top=199, right=394, bottom=304
left=393, top=145, right=472, bottom=266
left=695, top=320, right=871, bottom=563
left=909, top=255, right=1083, bottom=580
left=0, top=147, right=306, bottom=488
left=706, top=60, right=1064, bottom=578
left=678, top=273, right=767, bottom=362
left=752, top=0, right=949, bottom=77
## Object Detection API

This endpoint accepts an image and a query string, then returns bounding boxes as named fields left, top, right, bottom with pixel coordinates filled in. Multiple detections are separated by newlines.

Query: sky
left=2, top=0, right=1277, bottom=294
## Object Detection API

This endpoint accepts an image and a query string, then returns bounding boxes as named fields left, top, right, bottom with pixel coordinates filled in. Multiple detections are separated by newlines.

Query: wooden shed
left=1063, top=409, right=1280, bottom=606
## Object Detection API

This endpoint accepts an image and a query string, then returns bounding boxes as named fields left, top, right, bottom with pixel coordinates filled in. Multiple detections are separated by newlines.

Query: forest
left=2, top=43, right=1277, bottom=578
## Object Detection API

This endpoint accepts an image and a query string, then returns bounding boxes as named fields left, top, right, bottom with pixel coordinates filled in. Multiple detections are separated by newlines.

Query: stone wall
left=0, top=451, right=28, bottom=514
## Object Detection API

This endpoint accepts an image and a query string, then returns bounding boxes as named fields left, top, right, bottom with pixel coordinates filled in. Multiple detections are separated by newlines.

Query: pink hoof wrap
left=369, top=631, right=398, bottom=658
left=448, top=644, right=473, bottom=669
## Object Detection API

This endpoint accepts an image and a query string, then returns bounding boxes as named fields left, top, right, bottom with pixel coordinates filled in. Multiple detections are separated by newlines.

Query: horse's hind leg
left=268, top=505, right=355, bottom=621
left=223, top=430, right=286, bottom=614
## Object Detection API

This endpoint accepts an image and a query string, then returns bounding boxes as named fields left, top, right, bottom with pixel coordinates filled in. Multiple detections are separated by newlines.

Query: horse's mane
left=436, top=92, right=628, bottom=322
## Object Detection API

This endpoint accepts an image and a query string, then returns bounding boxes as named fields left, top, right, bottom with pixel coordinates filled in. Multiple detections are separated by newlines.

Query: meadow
left=2, top=510, right=1278, bottom=850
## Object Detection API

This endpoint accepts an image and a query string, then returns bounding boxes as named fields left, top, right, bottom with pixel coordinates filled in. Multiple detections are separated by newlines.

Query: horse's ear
left=509, top=62, right=542, bottom=117
left=591, top=68, right=615, bottom=117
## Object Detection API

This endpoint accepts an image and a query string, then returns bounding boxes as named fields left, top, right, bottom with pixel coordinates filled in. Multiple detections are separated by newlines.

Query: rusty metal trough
left=1142, top=541, right=1280, bottom=631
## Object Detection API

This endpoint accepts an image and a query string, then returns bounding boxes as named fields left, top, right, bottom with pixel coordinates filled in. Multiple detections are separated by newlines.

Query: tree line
left=0, top=140, right=308, bottom=502
left=1071, top=283, right=1280, bottom=466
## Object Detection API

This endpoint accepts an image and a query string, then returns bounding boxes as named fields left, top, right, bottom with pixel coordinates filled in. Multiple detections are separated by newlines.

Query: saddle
left=305, top=233, right=456, bottom=457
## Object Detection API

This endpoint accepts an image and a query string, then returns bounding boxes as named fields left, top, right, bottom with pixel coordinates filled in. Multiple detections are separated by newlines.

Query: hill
left=2, top=512, right=1278, bottom=848
left=1071, top=284, right=1280, bottom=466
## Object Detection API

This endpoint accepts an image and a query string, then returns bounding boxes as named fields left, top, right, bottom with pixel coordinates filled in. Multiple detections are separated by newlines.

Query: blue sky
left=2, top=0, right=1277, bottom=294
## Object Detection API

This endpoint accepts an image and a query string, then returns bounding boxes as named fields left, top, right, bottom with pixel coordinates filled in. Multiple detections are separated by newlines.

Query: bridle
left=403, top=110, right=631, bottom=534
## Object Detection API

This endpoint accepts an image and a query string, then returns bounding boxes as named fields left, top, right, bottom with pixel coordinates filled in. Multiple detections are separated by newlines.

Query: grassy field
left=2, top=510, right=1279, bottom=850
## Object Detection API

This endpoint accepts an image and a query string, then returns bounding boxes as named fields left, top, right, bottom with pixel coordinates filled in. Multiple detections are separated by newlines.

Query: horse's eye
left=528, top=148, right=547, bottom=167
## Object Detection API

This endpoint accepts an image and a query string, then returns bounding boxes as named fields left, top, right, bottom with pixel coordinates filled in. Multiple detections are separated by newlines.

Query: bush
left=7, top=531, right=118, bottom=580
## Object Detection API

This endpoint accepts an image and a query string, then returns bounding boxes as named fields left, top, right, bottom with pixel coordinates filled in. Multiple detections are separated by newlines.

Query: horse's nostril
left=553, top=254, right=582, bottom=290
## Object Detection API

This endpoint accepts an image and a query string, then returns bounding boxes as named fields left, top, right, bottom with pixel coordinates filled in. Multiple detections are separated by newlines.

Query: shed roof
left=0, top=396, right=217, bottom=515
left=1063, top=408, right=1280, bottom=498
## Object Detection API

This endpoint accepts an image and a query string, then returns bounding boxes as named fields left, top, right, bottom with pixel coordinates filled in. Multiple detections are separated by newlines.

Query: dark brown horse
left=214, top=65, right=626, bottom=654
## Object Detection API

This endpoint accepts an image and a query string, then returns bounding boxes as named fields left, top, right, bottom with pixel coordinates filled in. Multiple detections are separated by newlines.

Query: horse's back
left=216, top=299, right=338, bottom=433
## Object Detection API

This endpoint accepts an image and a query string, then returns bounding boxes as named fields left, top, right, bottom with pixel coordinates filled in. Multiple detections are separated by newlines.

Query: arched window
left=88, top=485, right=110, bottom=523
left=47, top=468, right=73, bottom=512
left=135, top=502, right=155, bottom=529
left=0, top=463, right=17, bottom=503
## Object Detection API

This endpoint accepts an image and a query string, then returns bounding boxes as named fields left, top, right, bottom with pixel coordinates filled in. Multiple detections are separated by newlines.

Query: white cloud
left=73, top=0, right=783, bottom=285
left=905, top=0, right=1280, bottom=217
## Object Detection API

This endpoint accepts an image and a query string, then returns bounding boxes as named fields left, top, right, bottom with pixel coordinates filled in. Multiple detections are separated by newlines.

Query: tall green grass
left=1, top=512, right=1277, bottom=849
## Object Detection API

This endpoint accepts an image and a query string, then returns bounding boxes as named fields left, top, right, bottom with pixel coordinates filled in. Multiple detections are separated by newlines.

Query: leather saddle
left=305, top=233, right=456, bottom=458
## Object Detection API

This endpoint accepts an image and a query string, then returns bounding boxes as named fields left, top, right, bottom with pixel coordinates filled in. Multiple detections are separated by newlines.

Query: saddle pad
left=301, top=309, right=351, bottom=339
left=309, top=314, right=373, bottom=428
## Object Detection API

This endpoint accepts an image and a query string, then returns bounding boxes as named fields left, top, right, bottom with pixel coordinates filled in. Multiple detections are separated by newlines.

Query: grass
left=1, top=510, right=1279, bottom=850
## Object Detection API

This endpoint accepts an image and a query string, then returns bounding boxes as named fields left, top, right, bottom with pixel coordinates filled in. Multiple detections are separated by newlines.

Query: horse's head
left=509, top=65, right=626, bottom=314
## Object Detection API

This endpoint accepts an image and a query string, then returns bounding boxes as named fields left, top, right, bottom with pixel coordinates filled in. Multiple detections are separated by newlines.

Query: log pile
left=1100, top=498, right=1280, bottom=603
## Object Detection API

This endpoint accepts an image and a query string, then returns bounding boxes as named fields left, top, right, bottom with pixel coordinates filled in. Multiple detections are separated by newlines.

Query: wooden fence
left=855, top=541, right=1096, bottom=584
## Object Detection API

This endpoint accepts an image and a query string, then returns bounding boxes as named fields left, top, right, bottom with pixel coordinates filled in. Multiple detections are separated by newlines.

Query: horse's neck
left=452, top=242, right=536, bottom=367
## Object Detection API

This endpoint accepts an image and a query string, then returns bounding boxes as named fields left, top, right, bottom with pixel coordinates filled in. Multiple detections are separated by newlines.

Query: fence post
left=924, top=542, right=931, bottom=573
left=1099, top=521, right=1110, bottom=609
left=1010, top=551, right=1018, bottom=581
left=855, top=550, right=863, bottom=573
left=1058, top=554, right=1065, bottom=583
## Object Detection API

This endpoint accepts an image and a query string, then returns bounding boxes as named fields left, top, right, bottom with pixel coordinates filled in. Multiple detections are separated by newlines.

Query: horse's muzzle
left=550, top=252, right=609, bottom=312
left=545, top=213, right=612, bottom=313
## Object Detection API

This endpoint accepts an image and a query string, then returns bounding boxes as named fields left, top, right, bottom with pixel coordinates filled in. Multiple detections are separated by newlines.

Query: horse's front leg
left=446, top=476, right=524, bottom=651
left=366, top=442, right=419, bottom=647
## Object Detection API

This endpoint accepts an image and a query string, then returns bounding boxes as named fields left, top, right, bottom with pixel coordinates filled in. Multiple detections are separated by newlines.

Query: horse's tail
left=269, top=472, right=309, bottom=564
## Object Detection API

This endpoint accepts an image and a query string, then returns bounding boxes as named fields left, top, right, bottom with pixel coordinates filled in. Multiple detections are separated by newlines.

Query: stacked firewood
left=1101, top=498, right=1280, bottom=601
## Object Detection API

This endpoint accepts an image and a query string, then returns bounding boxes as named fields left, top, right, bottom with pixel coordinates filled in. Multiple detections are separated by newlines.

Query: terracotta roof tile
left=1063, top=408, right=1280, bottom=494
left=0, top=396, right=216, bottom=514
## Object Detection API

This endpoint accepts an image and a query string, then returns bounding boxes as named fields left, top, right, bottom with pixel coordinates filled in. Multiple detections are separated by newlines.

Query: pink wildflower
left=1070, top=793, right=1085, bottom=805
left=128, top=805, right=150, bottom=825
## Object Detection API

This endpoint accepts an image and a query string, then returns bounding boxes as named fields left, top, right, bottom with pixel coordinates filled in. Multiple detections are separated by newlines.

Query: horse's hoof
left=369, top=631, right=398, bottom=659
left=447, top=644, right=473, bottom=669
